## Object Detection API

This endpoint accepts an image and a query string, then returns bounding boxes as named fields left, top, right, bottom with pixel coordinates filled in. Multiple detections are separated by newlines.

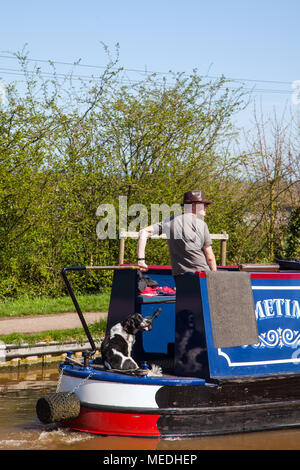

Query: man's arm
left=137, top=226, right=154, bottom=271
left=203, top=245, right=217, bottom=271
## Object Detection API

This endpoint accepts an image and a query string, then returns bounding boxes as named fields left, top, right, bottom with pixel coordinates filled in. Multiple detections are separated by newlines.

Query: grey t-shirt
left=152, top=213, right=212, bottom=275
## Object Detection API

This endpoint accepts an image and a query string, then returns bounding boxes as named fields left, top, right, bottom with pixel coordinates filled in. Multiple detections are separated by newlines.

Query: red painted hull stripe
left=250, top=273, right=300, bottom=279
left=66, top=407, right=162, bottom=437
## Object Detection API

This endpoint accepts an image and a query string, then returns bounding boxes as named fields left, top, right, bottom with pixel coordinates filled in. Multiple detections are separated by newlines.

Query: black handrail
left=61, top=265, right=140, bottom=356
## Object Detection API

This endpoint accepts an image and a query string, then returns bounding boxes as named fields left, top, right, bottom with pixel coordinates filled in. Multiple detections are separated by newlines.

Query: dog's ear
left=122, top=313, right=138, bottom=333
left=126, top=312, right=140, bottom=320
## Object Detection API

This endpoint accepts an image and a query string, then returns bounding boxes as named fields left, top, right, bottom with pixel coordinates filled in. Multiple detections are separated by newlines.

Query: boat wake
left=0, top=426, right=94, bottom=450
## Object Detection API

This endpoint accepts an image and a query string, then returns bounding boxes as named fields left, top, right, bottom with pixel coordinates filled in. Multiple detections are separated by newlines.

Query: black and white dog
left=101, top=310, right=162, bottom=375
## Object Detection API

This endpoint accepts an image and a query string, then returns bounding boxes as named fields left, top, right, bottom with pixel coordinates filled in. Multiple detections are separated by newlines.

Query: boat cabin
left=106, top=260, right=300, bottom=381
left=94, top=231, right=299, bottom=382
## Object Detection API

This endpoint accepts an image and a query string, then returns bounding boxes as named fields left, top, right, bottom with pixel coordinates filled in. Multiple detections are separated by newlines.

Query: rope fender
left=36, top=392, right=80, bottom=424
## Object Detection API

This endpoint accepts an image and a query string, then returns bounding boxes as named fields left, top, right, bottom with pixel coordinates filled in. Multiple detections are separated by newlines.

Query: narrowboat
left=36, top=259, right=300, bottom=438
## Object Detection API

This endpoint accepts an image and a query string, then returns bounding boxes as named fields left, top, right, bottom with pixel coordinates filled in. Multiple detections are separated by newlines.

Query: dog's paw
left=147, top=364, right=163, bottom=377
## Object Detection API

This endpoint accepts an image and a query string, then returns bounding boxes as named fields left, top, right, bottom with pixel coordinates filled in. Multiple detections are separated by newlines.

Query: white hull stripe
left=58, top=374, right=162, bottom=409
left=252, top=286, right=300, bottom=290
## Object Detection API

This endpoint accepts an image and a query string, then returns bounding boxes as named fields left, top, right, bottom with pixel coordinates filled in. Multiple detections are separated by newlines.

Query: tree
left=95, top=71, right=245, bottom=203
left=0, top=47, right=122, bottom=296
left=235, top=105, right=300, bottom=262
left=284, top=207, right=300, bottom=259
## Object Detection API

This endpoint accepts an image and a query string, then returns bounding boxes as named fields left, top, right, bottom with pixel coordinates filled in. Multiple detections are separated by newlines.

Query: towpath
left=0, top=311, right=108, bottom=336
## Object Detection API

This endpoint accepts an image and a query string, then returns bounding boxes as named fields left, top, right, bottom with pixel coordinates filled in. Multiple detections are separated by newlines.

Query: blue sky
left=1, top=0, right=299, bottom=132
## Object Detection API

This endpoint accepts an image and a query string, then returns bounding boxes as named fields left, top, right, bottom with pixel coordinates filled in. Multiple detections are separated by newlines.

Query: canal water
left=1, top=366, right=300, bottom=451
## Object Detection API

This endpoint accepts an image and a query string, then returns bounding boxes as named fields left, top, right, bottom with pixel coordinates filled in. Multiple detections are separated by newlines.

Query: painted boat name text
left=255, top=299, right=300, bottom=320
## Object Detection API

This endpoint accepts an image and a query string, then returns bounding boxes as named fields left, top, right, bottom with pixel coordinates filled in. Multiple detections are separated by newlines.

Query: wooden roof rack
left=118, top=230, right=229, bottom=266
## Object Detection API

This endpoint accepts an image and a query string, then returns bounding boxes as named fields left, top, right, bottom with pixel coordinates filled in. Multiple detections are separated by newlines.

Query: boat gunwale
left=59, top=363, right=207, bottom=386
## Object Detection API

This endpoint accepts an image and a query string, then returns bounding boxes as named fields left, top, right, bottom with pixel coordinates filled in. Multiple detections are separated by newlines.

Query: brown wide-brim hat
left=182, top=190, right=213, bottom=205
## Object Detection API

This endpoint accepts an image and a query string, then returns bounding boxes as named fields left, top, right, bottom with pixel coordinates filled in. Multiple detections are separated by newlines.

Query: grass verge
left=0, top=293, right=109, bottom=345
left=0, top=292, right=110, bottom=317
